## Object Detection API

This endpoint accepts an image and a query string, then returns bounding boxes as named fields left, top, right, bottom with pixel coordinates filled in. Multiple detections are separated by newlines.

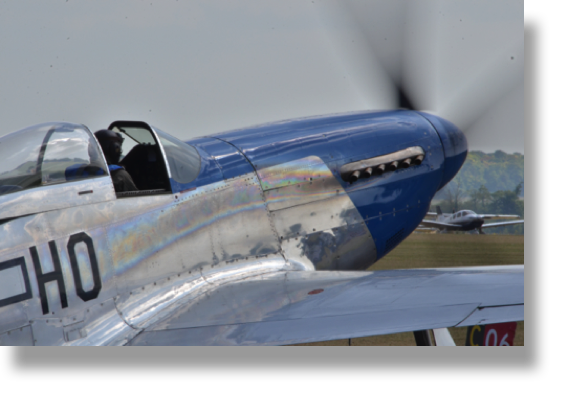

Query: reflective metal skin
left=0, top=111, right=524, bottom=345
left=256, top=156, right=376, bottom=271
left=128, top=265, right=523, bottom=346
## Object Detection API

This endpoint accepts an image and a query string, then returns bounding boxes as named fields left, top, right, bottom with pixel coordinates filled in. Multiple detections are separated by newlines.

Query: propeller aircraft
left=0, top=110, right=523, bottom=346
left=420, top=206, right=524, bottom=234
left=0, top=1, right=524, bottom=346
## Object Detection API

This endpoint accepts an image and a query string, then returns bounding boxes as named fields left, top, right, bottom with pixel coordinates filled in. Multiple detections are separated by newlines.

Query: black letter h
left=30, top=242, right=68, bottom=315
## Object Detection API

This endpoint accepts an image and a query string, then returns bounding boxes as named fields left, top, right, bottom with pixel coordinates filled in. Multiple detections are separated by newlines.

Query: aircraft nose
left=474, top=216, right=485, bottom=226
left=418, top=112, right=468, bottom=191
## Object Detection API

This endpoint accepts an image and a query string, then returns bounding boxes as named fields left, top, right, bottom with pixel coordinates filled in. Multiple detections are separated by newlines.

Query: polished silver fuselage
left=0, top=156, right=375, bottom=345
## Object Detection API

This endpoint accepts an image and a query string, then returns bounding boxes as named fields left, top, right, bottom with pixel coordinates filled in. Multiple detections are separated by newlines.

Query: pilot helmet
left=94, top=129, right=124, bottom=165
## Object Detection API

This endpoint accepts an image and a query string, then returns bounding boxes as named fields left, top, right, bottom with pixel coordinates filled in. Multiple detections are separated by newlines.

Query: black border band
left=0, top=257, right=33, bottom=308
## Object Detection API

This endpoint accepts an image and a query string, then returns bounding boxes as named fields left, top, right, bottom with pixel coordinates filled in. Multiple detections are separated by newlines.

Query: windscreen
left=0, top=123, right=107, bottom=196
left=109, top=124, right=156, bottom=160
left=153, top=127, right=200, bottom=184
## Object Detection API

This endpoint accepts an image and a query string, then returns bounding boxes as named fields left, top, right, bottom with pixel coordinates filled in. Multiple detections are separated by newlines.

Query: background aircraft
left=420, top=206, right=524, bottom=233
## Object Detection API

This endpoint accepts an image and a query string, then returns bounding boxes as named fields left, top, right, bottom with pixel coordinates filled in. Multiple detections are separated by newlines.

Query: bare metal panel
left=0, top=179, right=158, bottom=255
left=0, top=262, right=28, bottom=301
left=271, top=196, right=375, bottom=270
left=0, top=249, right=34, bottom=336
left=280, top=223, right=377, bottom=270
left=0, top=214, right=58, bottom=256
left=260, top=156, right=343, bottom=211
left=0, top=301, right=29, bottom=336
left=64, top=299, right=138, bottom=346
left=257, top=156, right=377, bottom=270
left=26, top=299, right=137, bottom=346
left=30, top=318, right=66, bottom=345
left=115, top=269, right=206, bottom=329
left=112, top=174, right=283, bottom=329
left=0, top=177, right=116, bottom=221
left=109, top=175, right=279, bottom=285
left=270, top=194, right=365, bottom=238
left=0, top=325, right=33, bottom=346
left=264, top=179, right=343, bottom=212
left=21, top=298, right=138, bottom=346
left=256, top=156, right=329, bottom=191
left=42, top=193, right=175, bottom=242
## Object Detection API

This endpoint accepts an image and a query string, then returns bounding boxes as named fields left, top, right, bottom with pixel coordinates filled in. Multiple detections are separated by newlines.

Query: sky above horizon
left=0, top=0, right=523, bottom=153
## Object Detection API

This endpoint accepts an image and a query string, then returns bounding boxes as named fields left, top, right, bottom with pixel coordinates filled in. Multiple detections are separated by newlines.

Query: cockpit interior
left=109, top=122, right=171, bottom=196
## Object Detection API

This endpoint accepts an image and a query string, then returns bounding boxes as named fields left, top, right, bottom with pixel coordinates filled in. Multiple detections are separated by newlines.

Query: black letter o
left=67, top=232, right=102, bottom=301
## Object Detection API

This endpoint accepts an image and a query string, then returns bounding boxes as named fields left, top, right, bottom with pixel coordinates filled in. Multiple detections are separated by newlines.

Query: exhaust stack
left=340, top=146, right=426, bottom=184
left=362, top=167, right=373, bottom=178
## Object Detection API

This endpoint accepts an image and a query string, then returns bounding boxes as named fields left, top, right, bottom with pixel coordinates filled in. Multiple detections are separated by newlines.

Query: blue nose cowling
left=417, top=112, right=468, bottom=191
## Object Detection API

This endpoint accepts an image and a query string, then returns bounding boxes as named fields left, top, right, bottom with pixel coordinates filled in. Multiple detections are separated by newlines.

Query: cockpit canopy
left=0, top=123, right=108, bottom=196
left=0, top=121, right=203, bottom=222
left=0, top=121, right=202, bottom=198
left=456, top=210, right=476, bottom=218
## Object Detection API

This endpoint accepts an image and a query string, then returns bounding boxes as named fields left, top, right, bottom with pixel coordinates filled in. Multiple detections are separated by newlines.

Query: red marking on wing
left=308, top=289, right=324, bottom=295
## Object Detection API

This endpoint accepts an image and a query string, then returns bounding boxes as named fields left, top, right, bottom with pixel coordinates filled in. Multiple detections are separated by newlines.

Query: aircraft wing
left=480, top=214, right=521, bottom=220
left=414, top=227, right=438, bottom=233
left=420, top=220, right=462, bottom=231
left=128, top=265, right=524, bottom=346
left=481, top=220, right=524, bottom=229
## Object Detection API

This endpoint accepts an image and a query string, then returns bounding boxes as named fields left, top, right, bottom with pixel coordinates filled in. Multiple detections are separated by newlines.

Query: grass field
left=295, top=233, right=524, bottom=346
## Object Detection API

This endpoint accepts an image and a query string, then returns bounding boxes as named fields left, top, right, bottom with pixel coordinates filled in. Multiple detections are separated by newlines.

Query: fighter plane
left=420, top=206, right=524, bottom=234
left=0, top=110, right=523, bottom=346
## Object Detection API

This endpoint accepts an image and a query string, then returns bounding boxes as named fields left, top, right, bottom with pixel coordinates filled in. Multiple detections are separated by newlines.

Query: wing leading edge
left=481, top=220, right=525, bottom=229
left=128, top=265, right=524, bottom=346
left=420, top=220, right=463, bottom=231
left=480, top=215, right=521, bottom=220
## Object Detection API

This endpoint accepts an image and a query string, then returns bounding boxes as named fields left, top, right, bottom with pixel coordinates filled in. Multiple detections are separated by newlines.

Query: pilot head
left=94, top=129, right=124, bottom=165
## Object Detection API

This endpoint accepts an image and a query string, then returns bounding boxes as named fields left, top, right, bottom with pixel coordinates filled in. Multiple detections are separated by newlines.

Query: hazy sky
left=0, top=0, right=523, bottom=153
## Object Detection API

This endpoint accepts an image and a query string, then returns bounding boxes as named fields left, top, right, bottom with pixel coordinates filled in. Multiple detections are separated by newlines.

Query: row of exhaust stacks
left=340, top=146, right=426, bottom=184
